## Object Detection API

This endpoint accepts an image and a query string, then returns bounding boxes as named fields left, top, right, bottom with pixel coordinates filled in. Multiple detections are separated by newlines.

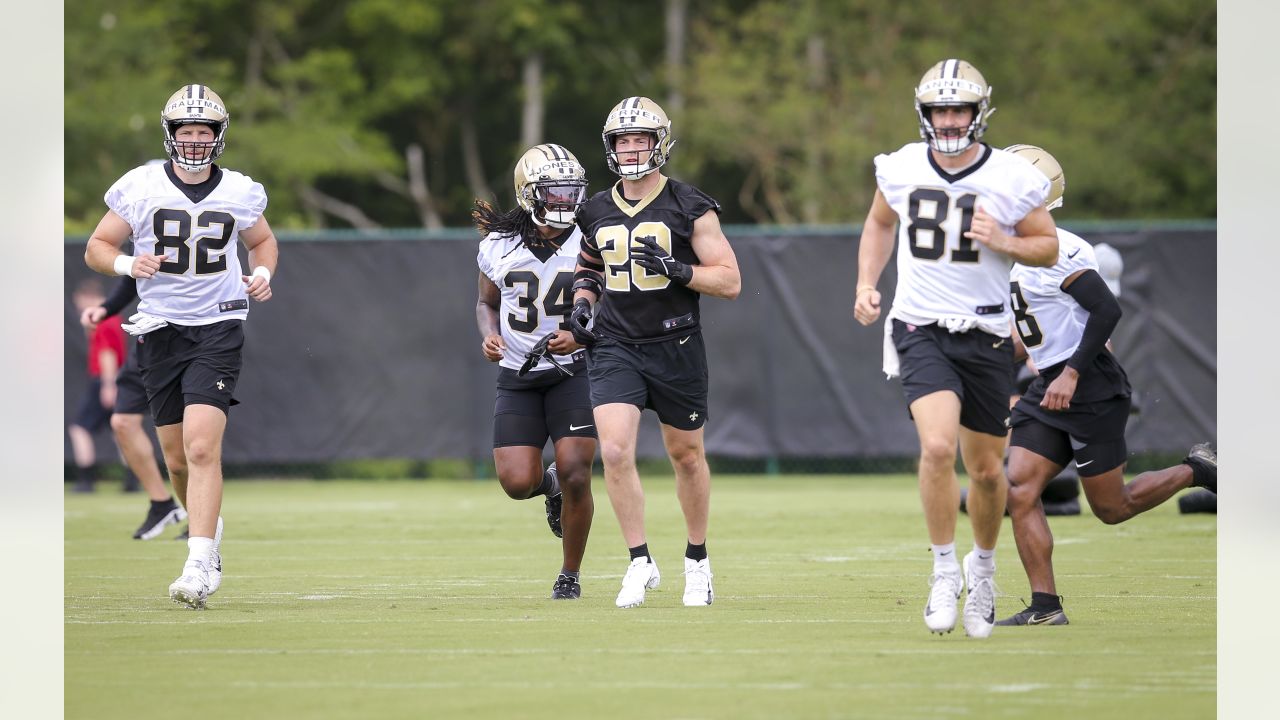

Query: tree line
left=65, top=0, right=1215, bottom=233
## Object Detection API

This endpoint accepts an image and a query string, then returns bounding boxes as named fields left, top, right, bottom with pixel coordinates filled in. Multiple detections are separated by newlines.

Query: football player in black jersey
left=570, top=96, right=740, bottom=609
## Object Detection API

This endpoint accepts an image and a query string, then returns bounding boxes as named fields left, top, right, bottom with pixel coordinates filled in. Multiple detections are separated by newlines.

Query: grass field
left=65, top=475, right=1215, bottom=719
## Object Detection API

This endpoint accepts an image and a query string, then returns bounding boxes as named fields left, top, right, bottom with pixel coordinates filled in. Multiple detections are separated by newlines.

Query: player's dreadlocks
left=472, top=199, right=548, bottom=252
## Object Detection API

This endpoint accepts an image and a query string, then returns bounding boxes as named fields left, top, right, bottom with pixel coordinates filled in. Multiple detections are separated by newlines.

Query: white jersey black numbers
left=477, top=229, right=582, bottom=373
left=1009, top=229, right=1099, bottom=369
left=105, top=162, right=267, bottom=325
left=875, top=143, right=1049, bottom=336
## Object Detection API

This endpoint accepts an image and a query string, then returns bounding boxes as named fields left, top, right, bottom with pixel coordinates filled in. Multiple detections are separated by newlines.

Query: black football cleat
left=1183, top=443, right=1217, bottom=494
left=550, top=574, right=581, bottom=600
left=133, top=500, right=188, bottom=540
left=995, top=604, right=1069, bottom=626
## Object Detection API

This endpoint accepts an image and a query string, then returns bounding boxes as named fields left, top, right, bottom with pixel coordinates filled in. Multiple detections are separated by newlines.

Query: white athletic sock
left=971, top=544, right=996, bottom=577
left=931, top=542, right=960, bottom=574
left=187, top=536, right=215, bottom=566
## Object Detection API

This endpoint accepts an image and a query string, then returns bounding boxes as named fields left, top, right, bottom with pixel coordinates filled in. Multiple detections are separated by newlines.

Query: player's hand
left=481, top=333, right=506, bottom=362
left=631, top=235, right=693, bottom=285
left=547, top=329, right=581, bottom=355
left=80, top=305, right=108, bottom=330
left=131, top=253, right=164, bottom=279
left=963, top=204, right=1010, bottom=253
left=569, top=297, right=596, bottom=347
left=1040, top=366, right=1079, bottom=412
left=99, top=382, right=117, bottom=410
left=853, top=287, right=882, bottom=326
left=242, top=272, right=272, bottom=302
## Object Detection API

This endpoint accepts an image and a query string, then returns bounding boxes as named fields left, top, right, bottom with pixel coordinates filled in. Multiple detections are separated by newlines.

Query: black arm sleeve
left=1063, top=269, right=1121, bottom=372
left=101, top=276, right=138, bottom=318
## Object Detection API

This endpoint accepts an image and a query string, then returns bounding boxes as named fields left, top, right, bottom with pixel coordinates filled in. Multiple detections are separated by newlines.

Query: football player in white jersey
left=85, top=85, right=279, bottom=608
left=853, top=59, right=1060, bottom=638
left=474, top=144, right=596, bottom=600
left=998, top=145, right=1216, bottom=627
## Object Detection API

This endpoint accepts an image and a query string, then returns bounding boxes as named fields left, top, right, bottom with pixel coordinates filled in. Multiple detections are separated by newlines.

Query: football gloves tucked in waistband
left=518, top=331, right=575, bottom=377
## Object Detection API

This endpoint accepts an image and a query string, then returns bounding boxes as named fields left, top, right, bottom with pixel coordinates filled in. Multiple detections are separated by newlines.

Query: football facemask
left=515, top=144, right=588, bottom=228
left=602, top=96, right=675, bottom=180
left=914, top=59, right=994, bottom=156
left=161, top=84, right=229, bottom=172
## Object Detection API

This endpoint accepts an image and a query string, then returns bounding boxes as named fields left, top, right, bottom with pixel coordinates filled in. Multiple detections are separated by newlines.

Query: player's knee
left=667, top=445, right=704, bottom=476
left=968, top=464, right=1004, bottom=490
left=497, top=475, right=537, bottom=500
left=183, top=438, right=220, bottom=467
left=918, top=438, right=956, bottom=468
left=110, top=413, right=139, bottom=436
left=1006, top=482, right=1038, bottom=512
left=1091, top=503, right=1128, bottom=525
left=599, top=440, right=635, bottom=471
left=558, top=464, right=591, bottom=496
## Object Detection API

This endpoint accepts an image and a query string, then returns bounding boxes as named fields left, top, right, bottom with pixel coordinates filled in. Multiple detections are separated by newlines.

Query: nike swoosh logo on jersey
left=1067, top=248, right=1081, bottom=259
left=679, top=337, right=690, bottom=344
left=569, top=424, right=594, bottom=431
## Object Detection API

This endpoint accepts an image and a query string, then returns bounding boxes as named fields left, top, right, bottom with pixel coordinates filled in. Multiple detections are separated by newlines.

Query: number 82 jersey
left=105, top=161, right=268, bottom=325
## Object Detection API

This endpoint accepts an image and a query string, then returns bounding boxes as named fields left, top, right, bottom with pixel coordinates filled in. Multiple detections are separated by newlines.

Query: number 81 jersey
left=874, top=143, right=1049, bottom=331
left=477, top=229, right=582, bottom=373
left=105, top=161, right=267, bottom=325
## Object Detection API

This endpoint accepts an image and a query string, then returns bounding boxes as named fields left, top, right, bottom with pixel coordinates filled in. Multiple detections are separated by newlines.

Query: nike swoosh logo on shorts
left=679, top=337, right=690, bottom=344
left=569, top=424, right=594, bottom=431
left=1076, top=459, right=1094, bottom=468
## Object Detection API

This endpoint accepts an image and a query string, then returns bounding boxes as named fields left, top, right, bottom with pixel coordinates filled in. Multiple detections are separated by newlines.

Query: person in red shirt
left=68, top=278, right=126, bottom=492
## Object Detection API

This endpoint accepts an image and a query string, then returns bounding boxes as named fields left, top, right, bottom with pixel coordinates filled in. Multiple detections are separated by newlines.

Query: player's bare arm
left=965, top=204, right=1059, bottom=267
left=854, top=190, right=898, bottom=326
left=476, top=272, right=506, bottom=362
left=684, top=210, right=740, bottom=300
left=85, top=210, right=163, bottom=278
left=240, top=216, right=279, bottom=302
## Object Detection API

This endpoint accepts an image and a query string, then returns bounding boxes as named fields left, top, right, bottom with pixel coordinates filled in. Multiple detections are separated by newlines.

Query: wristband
left=113, top=255, right=135, bottom=277
left=252, top=266, right=271, bottom=283
left=856, top=284, right=876, bottom=296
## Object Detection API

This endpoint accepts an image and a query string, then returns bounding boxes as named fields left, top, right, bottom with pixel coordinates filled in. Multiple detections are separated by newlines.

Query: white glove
left=121, top=312, right=169, bottom=336
left=882, top=319, right=900, bottom=379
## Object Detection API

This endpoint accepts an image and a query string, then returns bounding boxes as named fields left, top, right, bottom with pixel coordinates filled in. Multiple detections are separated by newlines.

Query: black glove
left=518, top=332, right=574, bottom=377
left=569, top=297, right=597, bottom=347
left=631, top=235, right=693, bottom=285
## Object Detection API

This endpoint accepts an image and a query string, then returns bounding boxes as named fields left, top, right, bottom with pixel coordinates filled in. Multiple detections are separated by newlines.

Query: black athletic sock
left=152, top=497, right=176, bottom=510
left=77, top=465, right=98, bottom=484
left=532, top=466, right=559, bottom=498
left=629, top=543, right=650, bottom=561
left=559, top=569, right=580, bottom=580
left=685, top=541, right=707, bottom=562
left=1031, top=592, right=1063, bottom=610
left=1183, top=459, right=1211, bottom=489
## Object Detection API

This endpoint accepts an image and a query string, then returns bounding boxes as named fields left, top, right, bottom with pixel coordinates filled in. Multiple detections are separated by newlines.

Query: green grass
left=65, top=475, right=1215, bottom=719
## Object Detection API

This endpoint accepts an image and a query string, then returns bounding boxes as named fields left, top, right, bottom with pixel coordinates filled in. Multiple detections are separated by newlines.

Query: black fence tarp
left=64, top=226, right=1216, bottom=464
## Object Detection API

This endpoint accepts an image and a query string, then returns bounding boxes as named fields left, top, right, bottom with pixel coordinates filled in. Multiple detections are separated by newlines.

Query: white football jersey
left=1009, top=229, right=1100, bottom=368
left=477, top=229, right=583, bottom=373
left=875, top=143, right=1050, bottom=335
left=105, top=162, right=267, bottom=325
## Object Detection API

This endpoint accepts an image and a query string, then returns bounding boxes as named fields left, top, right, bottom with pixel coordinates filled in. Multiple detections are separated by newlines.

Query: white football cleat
left=615, top=557, right=661, bottom=608
left=924, top=569, right=963, bottom=634
left=962, top=551, right=997, bottom=639
left=682, top=557, right=714, bottom=606
left=206, top=516, right=224, bottom=596
left=169, top=561, right=210, bottom=609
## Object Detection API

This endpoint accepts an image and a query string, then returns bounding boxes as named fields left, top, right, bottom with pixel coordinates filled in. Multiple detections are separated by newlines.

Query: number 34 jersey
left=875, top=143, right=1049, bottom=334
left=105, top=161, right=268, bottom=325
left=477, top=229, right=583, bottom=373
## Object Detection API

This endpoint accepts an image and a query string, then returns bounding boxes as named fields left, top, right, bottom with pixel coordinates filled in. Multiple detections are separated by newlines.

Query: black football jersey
left=576, top=176, right=722, bottom=343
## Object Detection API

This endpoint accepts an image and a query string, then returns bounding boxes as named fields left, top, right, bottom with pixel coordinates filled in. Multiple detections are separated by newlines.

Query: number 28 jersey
left=875, top=143, right=1049, bottom=335
left=105, top=161, right=268, bottom=325
left=477, top=229, right=583, bottom=373
left=575, top=176, right=721, bottom=343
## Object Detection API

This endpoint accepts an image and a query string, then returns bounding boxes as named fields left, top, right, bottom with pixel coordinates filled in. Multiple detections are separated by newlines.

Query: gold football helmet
left=914, top=59, right=994, bottom=156
left=161, top=84, right=229, bottom=172
left=602, top=96, right=675, bottom=180
left=514, top=143, right=588, bottom=229
left=1005, top=144, right=1066, bottom=211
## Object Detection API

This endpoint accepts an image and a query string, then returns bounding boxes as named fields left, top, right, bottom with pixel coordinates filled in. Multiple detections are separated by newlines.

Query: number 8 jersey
left=477, top=229, right=583, bottom=373
left=105, top=161, right=267, bottom=325
left=874, top=143, right=1049, bottom=335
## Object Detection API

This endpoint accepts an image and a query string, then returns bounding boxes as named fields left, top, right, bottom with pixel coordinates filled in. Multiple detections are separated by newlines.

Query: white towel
left=121, top=312, right=169, bottom=336
left=938, top=316, right=978, bottom=334
left=882, top=319, right=900, bottom=379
